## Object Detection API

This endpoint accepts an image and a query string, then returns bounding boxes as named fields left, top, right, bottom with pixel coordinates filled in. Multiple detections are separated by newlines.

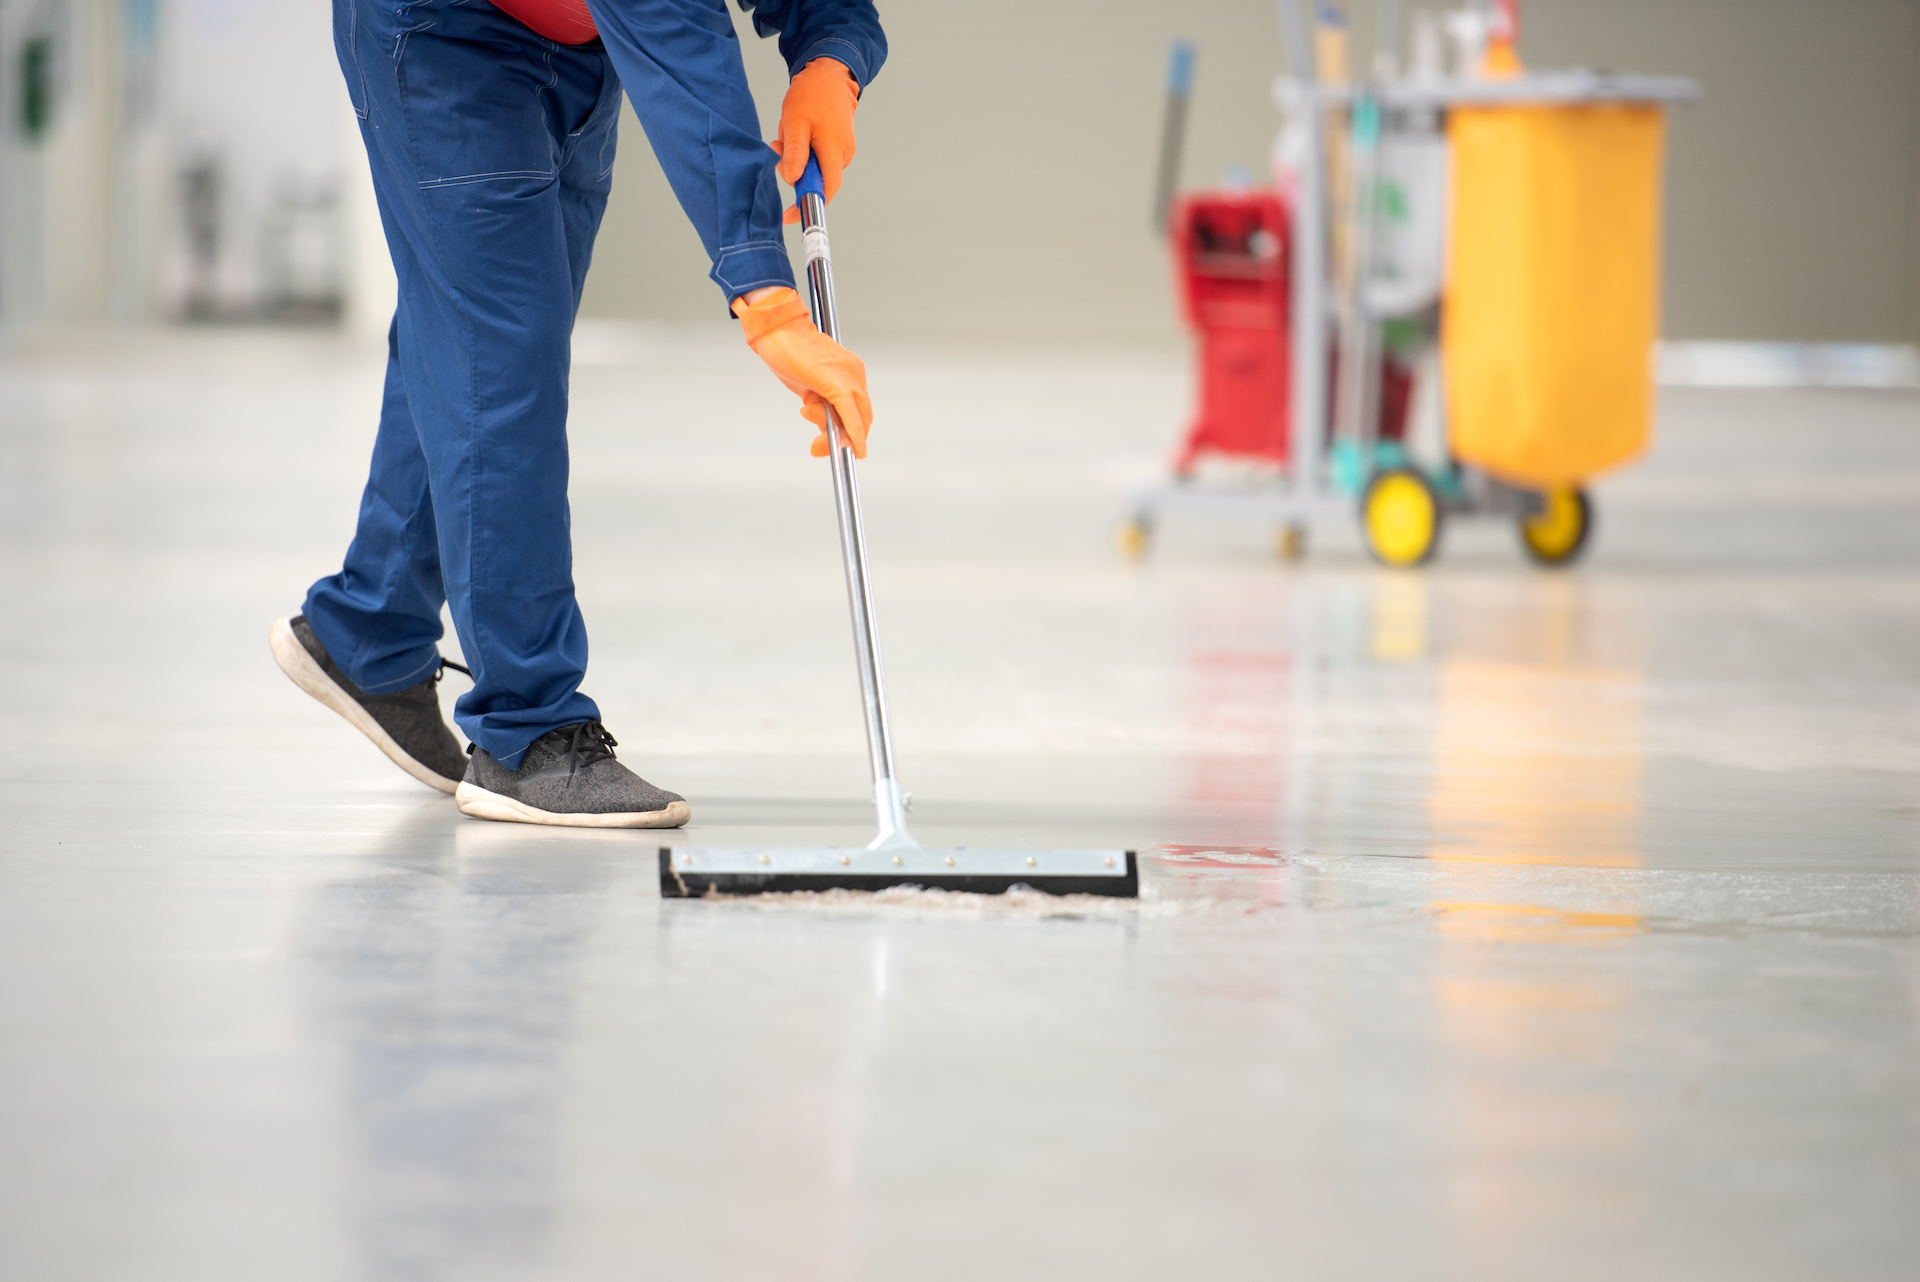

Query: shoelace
left=366, top=654, right=471, bottom=713
left=430, top=662, right=611, bottom=783
left=560, top=720, right=618, bottom=782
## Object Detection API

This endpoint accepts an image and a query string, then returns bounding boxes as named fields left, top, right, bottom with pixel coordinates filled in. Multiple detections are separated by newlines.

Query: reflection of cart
left=1124, top=3, right=1696, bottom=568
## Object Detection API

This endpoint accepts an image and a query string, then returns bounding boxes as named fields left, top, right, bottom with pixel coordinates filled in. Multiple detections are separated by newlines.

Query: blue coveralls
left=305, top=0, right=885, bottom=769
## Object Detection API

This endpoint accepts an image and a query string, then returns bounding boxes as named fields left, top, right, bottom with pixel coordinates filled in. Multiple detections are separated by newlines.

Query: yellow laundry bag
left=1443, top=104, right=1665, bottom=489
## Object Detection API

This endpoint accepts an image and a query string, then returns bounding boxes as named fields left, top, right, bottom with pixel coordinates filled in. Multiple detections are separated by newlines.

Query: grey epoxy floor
left=2, top=324, right=1917, bottom=1280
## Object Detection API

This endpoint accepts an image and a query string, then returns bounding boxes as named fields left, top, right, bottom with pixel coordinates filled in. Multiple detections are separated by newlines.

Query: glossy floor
left=2, top=326, right=1917, bottom=1280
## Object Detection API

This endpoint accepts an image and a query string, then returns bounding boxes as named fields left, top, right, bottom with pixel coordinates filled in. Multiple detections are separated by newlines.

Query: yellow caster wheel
left=1117, top=518, right=1151, bottom=561
left=1362, top=468, right=1442, bottom=567
left=1519, top=488, right=1592, bottom=566
left=1274, top=524, right=1307, bottom=561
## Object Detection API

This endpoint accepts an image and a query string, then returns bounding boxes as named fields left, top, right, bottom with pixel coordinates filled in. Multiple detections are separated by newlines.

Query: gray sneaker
left=269, top=614, right=470, bottom=793
left=456, top=721, right=690, bottom=829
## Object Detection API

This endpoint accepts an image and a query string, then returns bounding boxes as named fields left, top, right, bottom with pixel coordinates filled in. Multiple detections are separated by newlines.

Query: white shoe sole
left=454, top=780, right=691, bottom=829
left=269, top=617, right=461, bottom=795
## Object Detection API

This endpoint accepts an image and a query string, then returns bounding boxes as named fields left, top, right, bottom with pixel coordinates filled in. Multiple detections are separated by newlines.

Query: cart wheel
left=1117, top=518, right=1152, bottom=561
left=1362, top=468, right=1443, bottom=567
left=1518, top=488, right=1591, bottom=566
left=1274, top=524, right=1308, bottom=561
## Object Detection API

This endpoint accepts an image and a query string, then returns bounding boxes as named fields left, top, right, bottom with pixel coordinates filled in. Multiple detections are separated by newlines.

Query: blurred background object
left=1150, top=38, right=1196, bottom=237
left=0, top=0, right=340, bottom=327
left=175, top=133, right=218, bottom=318
left=255, top=161, right=341, bottom=324
left=0, top=0, right=1913, bottom=361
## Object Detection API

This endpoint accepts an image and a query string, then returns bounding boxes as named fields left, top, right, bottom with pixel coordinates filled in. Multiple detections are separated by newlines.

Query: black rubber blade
left=659, top=849, right=1138, bottom=899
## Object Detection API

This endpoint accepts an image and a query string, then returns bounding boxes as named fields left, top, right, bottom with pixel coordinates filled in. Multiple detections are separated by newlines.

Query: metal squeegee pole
left=796, top=184, right=916, bottom=850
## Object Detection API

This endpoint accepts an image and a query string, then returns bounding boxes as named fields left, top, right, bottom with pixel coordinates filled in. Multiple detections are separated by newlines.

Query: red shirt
left=492, top=0, right=598, bottom=45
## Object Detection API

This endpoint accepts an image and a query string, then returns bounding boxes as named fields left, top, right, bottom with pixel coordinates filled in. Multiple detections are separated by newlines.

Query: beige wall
left=579, top=0, right=1292, bottom=342
left=1521, top=0, right=1920, bottom=343
left=580, top=0, right=1920, bottom=346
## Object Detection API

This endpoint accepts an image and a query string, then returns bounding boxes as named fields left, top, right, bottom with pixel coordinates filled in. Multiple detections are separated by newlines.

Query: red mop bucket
left=1169, top=190, right=1293, bottom=474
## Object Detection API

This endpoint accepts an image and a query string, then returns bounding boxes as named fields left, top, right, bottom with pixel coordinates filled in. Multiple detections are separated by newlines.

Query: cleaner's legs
left=301, top=327, right=448, bottom=696
left=305, top=0, right=622, bottom=769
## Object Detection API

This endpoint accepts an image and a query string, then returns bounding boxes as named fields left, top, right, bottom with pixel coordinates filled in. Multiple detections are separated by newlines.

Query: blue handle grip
left=794, top=151, right=826, bottom=201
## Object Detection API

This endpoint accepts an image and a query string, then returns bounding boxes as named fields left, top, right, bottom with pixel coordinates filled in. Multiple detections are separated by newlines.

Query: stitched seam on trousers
left=392, top=17, right=435, bottom=60
left=557, top=51, right=615, bottom=182
left=418, top=169, right=555, bottom=188
left=344, top=0, right=368, bottom=118
left=356, top=649, right=443, bottom=697
left=537, top=46, right=562, bottom=173
left=593, top=80, right=623, bottom=182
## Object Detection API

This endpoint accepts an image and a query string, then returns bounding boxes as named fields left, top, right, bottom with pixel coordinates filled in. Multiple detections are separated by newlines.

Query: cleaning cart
left=1123, top=1, right=1697, bottom=568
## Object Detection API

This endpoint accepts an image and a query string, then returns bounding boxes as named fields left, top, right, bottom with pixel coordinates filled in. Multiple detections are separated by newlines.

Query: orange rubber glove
left=733, top=287, right=872, bottom=459
left=771, top=57, right=859, bottom=224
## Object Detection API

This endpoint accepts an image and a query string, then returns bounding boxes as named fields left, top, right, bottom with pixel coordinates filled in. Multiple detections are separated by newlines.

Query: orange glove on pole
left=771, top=58, right=859, bottom=225
left=733, top=287, right=873, bottom=459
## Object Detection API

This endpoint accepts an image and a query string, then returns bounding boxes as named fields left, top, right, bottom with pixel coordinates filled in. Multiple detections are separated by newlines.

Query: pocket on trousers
left=559, top=72, right=621, bottom=194
left=397, top=26, right=559, bottom=190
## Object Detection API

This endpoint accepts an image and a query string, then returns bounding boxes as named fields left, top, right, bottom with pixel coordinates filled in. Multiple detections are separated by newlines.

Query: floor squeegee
left=658, top=154, right=1137, bottom=899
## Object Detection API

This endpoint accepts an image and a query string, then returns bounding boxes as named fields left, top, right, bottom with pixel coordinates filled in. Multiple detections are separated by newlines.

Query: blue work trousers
left=310, top=0, right=804, bottom=769
left=306, top=2, right=623, bottom=769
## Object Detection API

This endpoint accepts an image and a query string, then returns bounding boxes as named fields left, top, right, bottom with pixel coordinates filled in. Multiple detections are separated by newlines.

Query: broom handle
left=794, top=154, right=916, bottom=849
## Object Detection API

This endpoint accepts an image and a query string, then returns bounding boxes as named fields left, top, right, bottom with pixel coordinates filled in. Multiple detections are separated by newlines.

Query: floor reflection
left=1167, top=568, right=1650, bottom=868
left=1170, top=569, right=1657, bottom=1271
left=1430, top=905, right=1644, bottom=1275
left=1428, top=574, right=1644, bottom=868
left=1175, top=579, right=1291, bottom=838
left=647, top=902, right=921, bottom=1279
left=1421, top=580, right=1649, bottom=1274
left=297, top=810, right=608, bottom=1282
left=1171, top=570, right=1446, bottom=860
left=1429, top=658, right=1644, bottom=868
